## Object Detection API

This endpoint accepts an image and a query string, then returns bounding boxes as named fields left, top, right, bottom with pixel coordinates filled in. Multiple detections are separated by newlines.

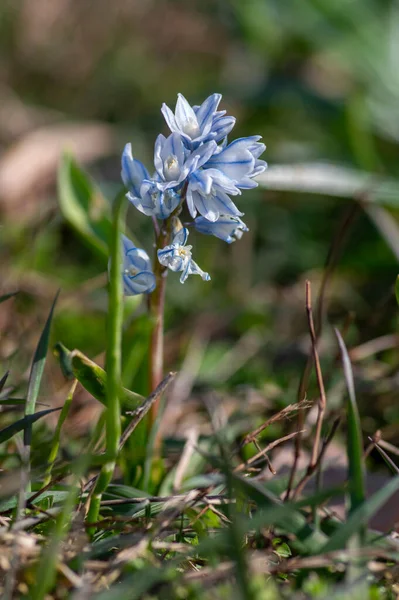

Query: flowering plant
left=119, top=92, right=266, bottom=403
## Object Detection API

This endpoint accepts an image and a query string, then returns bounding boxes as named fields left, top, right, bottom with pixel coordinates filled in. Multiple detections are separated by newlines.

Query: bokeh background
left=1, top=0, right=399, bottom=446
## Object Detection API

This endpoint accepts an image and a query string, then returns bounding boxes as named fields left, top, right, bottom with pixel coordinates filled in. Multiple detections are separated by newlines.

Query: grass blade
left=24, top=291, right=59, bottom=446
left=43, top=380, right=78, bottom=486
left=0, top=408, right=61, bottom=444
left=321, top=475, right=399, bottom=553
left=335, top=328, right=366, bottom=513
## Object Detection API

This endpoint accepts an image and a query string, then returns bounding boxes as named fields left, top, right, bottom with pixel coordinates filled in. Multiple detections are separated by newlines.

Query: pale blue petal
left=194, top=215, right=248, bottom=243
left=186, top=185, right=197, bottom=219
left=207, top=146, right=255, bottom=180
left=235, top=177, right=258, bottom=190
left=161, top=103, right=179, bottom=133
left=125, top=246, right=152, bottom=272
left=175, top=93, right=199, bottom=132
left=154, top=134, right=166, bottom=178
left=124, top=271, right=156, bottom=295
left=121, top=144, right=149, bottom=196
left=126, top=191, right=154, bottom=216
left=196, top=94, right=222, bottom=133
left=187, top=259, right=211, bottom=281
left=204, top=168, right=241, bottom=195
left=185, top=141, right=218, bottom=174
left=173, top=227, right=188, bottom=246
left=212, top=115, right=236, bottom=141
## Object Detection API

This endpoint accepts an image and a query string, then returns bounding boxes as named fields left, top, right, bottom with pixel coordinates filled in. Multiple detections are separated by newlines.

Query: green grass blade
left=335, top=328, right=366, bottom=513
left=0, top=407, right=61, bottom=444
left=43, top=380, right=77, bottom=486
left=321, top=475, right=399, bottom=553
left=30, top=458, right=88, bottom=600
left=234, top=475, right=327, bottom=553
left=24, top=291, right=59, bottom=445
left=0, top=398, right=26, bottom=406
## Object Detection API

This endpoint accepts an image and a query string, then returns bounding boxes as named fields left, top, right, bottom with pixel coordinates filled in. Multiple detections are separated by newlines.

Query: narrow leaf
left=395, top=275, right=399, bottom=306
left=0, top=408, right=61, bottom=444
left=54, top=345, right=143, bottom=408
left=25, top=292, right=60, bottom=445
left=321, top=476, right=399, bottom=553
left=335, top=328, right=366, bottom=513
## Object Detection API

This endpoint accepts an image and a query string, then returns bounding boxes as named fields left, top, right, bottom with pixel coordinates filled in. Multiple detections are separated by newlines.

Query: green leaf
left=0, top=407, right=61, bottom=444
left=0, top=490, right=70, bottom=512
left=54, top=345, right=143, bottom=409
left=321, top=476, right=399, bottom=553
left=58, top=153, right=112, bottom=259
left=0, top=398, right=26, bottom=406
left=25, top=292, right=59, bottom=445
left=335, top=329, right=366, bottom=514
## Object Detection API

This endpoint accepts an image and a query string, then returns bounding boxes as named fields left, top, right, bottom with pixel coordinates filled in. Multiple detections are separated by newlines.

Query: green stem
left=86, top=190, right=126, bottom=532
left=43, top=380, right=77, bottom=487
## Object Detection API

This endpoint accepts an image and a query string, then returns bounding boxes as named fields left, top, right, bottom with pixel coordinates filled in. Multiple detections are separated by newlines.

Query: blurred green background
left=1, top=0, right=399, bottom=443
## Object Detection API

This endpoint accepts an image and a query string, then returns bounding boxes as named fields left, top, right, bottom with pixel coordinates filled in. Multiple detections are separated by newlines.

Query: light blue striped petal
left=126, top=190, right=154, bottom=216
left=173, top=227, right=188, bottom=246
left=154, top=134, right=166, bottom=178
left=124, top=271, right=156, bottom=295
left=206, top=147, right=255, bottom=180
left=121, top=144, right=150, bottom=196
left=161, top=103, right=179, bottom=133
left=125, top=246, right=152, bottom=272
left=195, top=94, right=222, bottom=134
left=175, top=94, right=199, bottom=133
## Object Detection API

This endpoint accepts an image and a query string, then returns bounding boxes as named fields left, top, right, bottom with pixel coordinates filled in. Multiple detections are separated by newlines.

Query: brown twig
left=285, top=204, right=358, bottom=501
left=306, top=281, right=327, bottom=469
left=119, top=371, right=176, bottom=450
left=238, top=400, right=312, bottom=451
left=292, top=417, right=341, bottom=499
left=234, top=430, right=306, bottom=473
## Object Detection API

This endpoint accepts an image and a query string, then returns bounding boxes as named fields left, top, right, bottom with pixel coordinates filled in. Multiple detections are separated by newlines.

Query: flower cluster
left=120, top=93, right=266, bottom=295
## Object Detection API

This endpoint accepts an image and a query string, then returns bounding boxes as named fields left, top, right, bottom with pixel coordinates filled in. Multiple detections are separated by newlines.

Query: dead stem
left=285, top=205, right=358, bottom=501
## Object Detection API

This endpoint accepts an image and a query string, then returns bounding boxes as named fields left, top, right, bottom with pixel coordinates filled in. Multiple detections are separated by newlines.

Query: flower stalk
left=86, top=190, right=126, bottom=531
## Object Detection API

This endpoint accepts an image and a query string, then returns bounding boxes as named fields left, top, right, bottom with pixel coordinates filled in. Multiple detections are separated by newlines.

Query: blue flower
left=161, top=93, right=235, bottom=149
left=205, top=136, right=267, bottom=189
left=186, top=168, right=242, bottom=222
left=154, top=133, right=217, bottom=190
left=157, top=227, right=210, bottom=284
left=194, top=215, right=249, bottom=243
left=121, top=235, right=156, bottom=295
left=121, top=143, right=180, bottom=219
